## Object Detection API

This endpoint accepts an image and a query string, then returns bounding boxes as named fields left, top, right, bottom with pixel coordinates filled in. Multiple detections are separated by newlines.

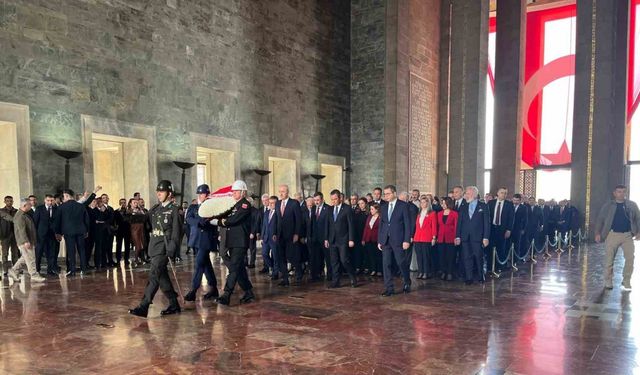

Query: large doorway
left=320, top=163, right=342, bottom=198
left=0, top=121, right=20, bottom=200
left=92, top=134, right=149, bottom=201
left=268, top=157, right=297, bottom=196
left=196, top=147, right=235, bottom=192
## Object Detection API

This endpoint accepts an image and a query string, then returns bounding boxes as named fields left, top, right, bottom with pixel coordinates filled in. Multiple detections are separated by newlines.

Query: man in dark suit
left=54, top=189, right=91, bottom=276
left=487, top=187, right=514, bottom=271
left=511, top=194, right=528, bottom=259
left=100, top=194, right=117, bottom=266
left=300, top=197, right=314, bottom=273
left=324, top=189, right=357, bottom=288
left=253, top=194, right=270, bottom=274
left=260, top=196, right=278, bottom=278
left=246, top=199, right=260, bottom=268
left=545, top=200, right=558, bottom=238
left=114, top=198, right=131, bottom=265
left=455, top=186, right=491, bottom=285
left=525, top=197, right=544, bottom=251
left=452, top=185, right=465, bottom=212
left=378, top=185, right=412, bottom=296
left=566, top=200, right=581, bottom=237
left=33, top=194, right=58, bottom=275
left=557, top=199, right=572, bottom=241
left=311, top=192, right=331, bottom=282
left=275, top=184, right=302, bottom=286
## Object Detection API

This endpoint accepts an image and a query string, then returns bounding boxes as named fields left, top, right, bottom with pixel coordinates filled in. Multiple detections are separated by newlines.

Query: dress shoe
left=65, top=271, right=76, bottom=277
left=128, top=306, right=149, bottom=318
left=416, top=273, right=423, bottom=279
left=403, top=284, right=411, bottom=294
left=370, top=271, right=377, bottom=276
left=48, top=270, right=59, bottom=276
left=278, top=280, right=289, bottom=287
left=270, top=274, right=279, bottom=281
left=160, top=304, right=181, bottom=316
left=259, top=268, right=269, bottom=274
left=217, top=293, right=231, bottom=306
left=204, top=289, right=219, bottom=300
left=184, top=290, right=197, bottom=302
left=446, top=274, right=453, bottom=281
left=351, top=280, right=358, bottom=288
left=440, top=273, right=446, bottom=280
left=239, top=290, right=255, bottom=303
left=381, top=290, right=394, bottom=297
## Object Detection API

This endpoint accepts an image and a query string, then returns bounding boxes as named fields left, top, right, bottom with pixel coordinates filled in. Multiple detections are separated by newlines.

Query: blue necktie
left=333, top=206, right=338, bottom=221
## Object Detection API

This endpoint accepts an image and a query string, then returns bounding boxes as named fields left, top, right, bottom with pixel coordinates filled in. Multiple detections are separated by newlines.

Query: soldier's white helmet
left=231, top=180, right=248, bottom=191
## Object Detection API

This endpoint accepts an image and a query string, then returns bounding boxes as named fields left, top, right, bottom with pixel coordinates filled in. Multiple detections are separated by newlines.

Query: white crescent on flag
left=198, top=185, right=236, bottom=218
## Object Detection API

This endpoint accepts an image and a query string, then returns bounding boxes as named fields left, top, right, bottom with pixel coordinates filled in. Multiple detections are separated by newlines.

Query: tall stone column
left=490, top=0, right=526, bottom=195
left=445, top=0, right=489, bottom=191
left=571, top=0, right=628, bottom=236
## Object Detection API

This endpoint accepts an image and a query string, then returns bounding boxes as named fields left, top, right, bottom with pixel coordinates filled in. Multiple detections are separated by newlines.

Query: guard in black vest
left=214, top=180, right=255, bottom=306
left=128, top=180, right=181, bottom=318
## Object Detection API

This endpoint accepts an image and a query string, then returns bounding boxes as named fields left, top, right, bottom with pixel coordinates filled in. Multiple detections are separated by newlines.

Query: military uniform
left=217, top=183, right=255, bottom=305
left=129, top=180, right=181, bottom=317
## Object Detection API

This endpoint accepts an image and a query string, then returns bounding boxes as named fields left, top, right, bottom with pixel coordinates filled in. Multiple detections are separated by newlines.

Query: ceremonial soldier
left=128, top=180, right=181, bottom=318
left=213, top=180, right=255, bottom=306
left=184, top=184, right=219, bottom=301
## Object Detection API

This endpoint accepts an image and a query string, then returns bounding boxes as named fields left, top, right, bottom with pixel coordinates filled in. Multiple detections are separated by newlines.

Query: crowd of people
left=0, top=179, right=637, bottom=312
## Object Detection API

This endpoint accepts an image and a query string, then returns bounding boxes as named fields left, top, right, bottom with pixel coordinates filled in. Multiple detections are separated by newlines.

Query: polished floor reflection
left=0, top=242, right=638, bottom=374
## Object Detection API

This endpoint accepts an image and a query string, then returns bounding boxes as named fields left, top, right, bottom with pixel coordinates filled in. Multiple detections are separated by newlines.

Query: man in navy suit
left=324, top=189, right=357, bottom=288
left=526, top=197, right=544, bottom=247
left=311, top=192, right=331, bottom=282
left=33, top=194, right=58, bottom=275
left=377, top=185, right=412, bottom=296
left=511, top=194, right=528, bottom=259
left=54, top=189, right=91, bottom=276
left=260, top=196, right=278, bottom=278
left=184, top=184, right=219, bottom=302
left=487, top=187, right=514, bottom=271
left=455, top=186, right=491, bottom=285
left=275, top=184, right=302, bottom=286
left=557, top=199, right=572, bottom=240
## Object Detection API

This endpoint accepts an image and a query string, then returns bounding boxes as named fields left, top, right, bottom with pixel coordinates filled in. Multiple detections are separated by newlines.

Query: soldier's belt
left=151, top=229, right=165, bottom=237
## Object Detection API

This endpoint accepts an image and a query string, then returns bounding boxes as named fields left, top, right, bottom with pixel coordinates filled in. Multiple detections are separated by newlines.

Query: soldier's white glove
left=210, top=219, right=219, bottom=225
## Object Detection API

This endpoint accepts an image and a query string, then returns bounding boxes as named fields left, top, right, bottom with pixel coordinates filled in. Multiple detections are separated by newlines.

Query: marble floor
left=0, top=242, right=638, bottom=375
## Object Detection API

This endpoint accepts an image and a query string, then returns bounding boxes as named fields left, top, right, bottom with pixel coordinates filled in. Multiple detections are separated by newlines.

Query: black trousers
left=309, top=241, right=325, bottom=279
left=438, top=243, right=456, bottom=275
left=414, top=242, right=433, bottom=275
left=65, top=234, right=87, bottom=272
left=329, top=244, right=355, bottom=286
left=84, top=234, right=94, bottom=268
left=94, top=226, right=110, bottom=268
left=35, top=234, right=56, bottom=273
left=105, top=233, right=115, bottom=263
left=278, top=240, right=302, bottom=282
left=223, top=247, right=253, bottom=294
left=365, top=242, right=382, bottom=273
left=115, top=231, right=131, bottom=262
left=462, top=241, right=484, bottom=282
left=490, top=225, right=508, bottom=268
left=141, top=255, right=178, bottom=307
left=382, top=244, right=411, bottom=292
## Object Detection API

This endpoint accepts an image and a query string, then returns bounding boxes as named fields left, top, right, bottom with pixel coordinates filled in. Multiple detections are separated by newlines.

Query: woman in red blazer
left=437, top=197, right=458, bottom=281
left=414, top=198, right=438, bottom=279
left=362, top=203, right=382, bottom=276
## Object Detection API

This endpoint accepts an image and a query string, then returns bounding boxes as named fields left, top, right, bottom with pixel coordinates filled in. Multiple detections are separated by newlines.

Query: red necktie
left=280, top=201, right=285, bottom=216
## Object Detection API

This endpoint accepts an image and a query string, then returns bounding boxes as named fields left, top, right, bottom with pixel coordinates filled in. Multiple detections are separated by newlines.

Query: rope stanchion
left=543, top=235, right=552, bottom=259
left=530, top=240, right=537, bottom=264
left=567, top=230, right=574, bottom=250
left=510, top=244, right=518, bottom=272
left=490, top=247, right=500, bottom=279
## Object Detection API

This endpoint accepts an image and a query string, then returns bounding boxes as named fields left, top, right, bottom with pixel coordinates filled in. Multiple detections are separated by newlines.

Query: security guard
left=213, top=180, right=255, bottom=305
left=128, top=180, right=182, bottom=318
left=184, top=184, right=219, bottom=301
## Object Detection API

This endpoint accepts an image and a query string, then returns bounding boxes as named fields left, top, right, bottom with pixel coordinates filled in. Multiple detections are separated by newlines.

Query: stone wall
left=0, top=0, right=350, bottom=199
left=350, top=0, right=386, bottom=195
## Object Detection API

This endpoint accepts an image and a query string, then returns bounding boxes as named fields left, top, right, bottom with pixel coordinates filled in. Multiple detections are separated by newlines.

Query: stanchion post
left=511, top=244, right=518, bottom=271
left=490, top=247, right=500, bottom=278
left=530, top=239, right=537, bottom=264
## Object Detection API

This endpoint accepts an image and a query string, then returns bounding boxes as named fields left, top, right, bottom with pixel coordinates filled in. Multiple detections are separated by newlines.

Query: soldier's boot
left=203, top=289, right=219, bottom=300
left=216, top=292, right=231, bottom=306
left=239, top=289, right=255, bottom=304
left=128, top=305, right=149, bottom=318
left=184, top=289, right=197, bottom=302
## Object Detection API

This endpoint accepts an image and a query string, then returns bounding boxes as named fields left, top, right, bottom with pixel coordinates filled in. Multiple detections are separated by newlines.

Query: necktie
left=48, top=206, right=52, bottom=218
left=388, top=202, right=394, bottom=219
left=496, top=201, right=502, bottom=226
left=280, top=201, right=285, bottom=216
left=333, top=206, right=338, bottom=221
left=316, top=206, right=321, bottom=219
left=269, top=210, right=273, bottom=222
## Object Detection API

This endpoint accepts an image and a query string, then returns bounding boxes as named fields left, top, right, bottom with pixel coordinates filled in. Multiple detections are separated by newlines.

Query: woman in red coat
left=414, top=198, right=438, bottom=279
left=362, top=203, right=382, bottom=276
left=437, top=197, right=458, bottom=281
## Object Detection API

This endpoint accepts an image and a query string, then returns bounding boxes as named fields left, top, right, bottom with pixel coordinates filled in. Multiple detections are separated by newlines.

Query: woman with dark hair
left=414, top=197, right=437, bottom=279
left=353, top=197, right=369, bottom=274
left=437, top=197, right=458, bottom=281
left=362, top=202, right=382, bottom=276
left=126, top=198, right=148, bottom=266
